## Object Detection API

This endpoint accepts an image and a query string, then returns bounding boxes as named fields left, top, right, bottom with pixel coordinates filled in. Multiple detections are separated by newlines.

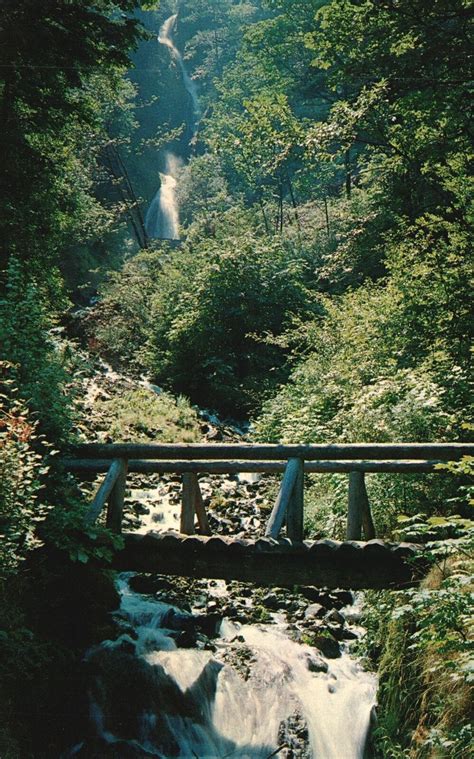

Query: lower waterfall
left=145, top=152, right=181, bottom=241
left=68, top=574, right=377, bottom=758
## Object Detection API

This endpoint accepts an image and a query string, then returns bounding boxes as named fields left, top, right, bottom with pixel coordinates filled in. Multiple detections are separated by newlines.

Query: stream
left=66, top=464, right=377, bottom=758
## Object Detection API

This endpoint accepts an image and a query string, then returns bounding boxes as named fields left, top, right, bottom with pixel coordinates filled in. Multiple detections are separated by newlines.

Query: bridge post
left=286, top=458, right=304, bottom=542
left=181, top=472, right=196, bottom=534
left=347, top=471, right=376, bottom=540
left=191, top=474, right=211, bottom=536
left=347, top=471, right=363, bottom=539
left=106, top=458, right=128, bottom=534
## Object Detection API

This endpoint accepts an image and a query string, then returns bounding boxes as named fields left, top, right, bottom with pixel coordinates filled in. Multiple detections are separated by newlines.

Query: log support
left=347, top=471, right=375, bottom=540
left=266, top=458, right=304, bottom=540
left=86, top=458, right=127, bottom=527
left=181, top=473, right=211, bottom=536
left=106, top=459, right=128, bottom=534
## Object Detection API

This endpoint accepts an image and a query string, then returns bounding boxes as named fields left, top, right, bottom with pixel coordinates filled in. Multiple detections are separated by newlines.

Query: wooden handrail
left=68, top=442, right=473, bottom=461
left=69, top=442, right=473, bottom=544
left=62, top=458, right=452, bottom=474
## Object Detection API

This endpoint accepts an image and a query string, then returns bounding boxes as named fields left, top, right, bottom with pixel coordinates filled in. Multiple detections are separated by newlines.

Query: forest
left=0, top=1, right=473, bottom=757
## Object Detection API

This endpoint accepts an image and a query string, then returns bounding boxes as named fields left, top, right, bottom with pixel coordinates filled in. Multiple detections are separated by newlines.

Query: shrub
left=146, top=212, right=320, bottom=415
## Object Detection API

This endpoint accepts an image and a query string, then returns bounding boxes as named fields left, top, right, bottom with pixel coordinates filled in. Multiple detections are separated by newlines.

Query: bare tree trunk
left=345, top=149, right=352, bottom=199
left=324, top=197, right=330, bottom=239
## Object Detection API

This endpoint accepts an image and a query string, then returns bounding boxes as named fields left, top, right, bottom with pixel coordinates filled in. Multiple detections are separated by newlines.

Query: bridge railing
left=61, top=443, right=473, bottom=542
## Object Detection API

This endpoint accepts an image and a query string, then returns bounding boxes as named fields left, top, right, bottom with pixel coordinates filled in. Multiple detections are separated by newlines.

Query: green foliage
left=359, top=538, right=474, bottom=759
left=93, top=249, right=164, bottom=372
left=41, top=502, right=124, bottom=565
left=91, top=387, right=201, bottom=443
left=0, top=0, right=145, bottom=278
left=0, top=363, right=49, bottom=576
left=0, top=258, right=73, bottom=441
left=145, top=211, right=320, bottom=414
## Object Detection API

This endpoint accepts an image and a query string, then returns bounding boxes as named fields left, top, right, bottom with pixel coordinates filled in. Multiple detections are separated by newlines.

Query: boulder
left=312, top=635, right=341, bottom=659
left=304, top=603, right=326, bottom=620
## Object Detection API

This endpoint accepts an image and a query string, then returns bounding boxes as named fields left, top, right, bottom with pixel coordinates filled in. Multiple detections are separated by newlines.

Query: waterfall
left=145, top=152, right=181, bottom=240
left=145, top=13, right=199, bottom=241
left=158, top=13, right=200, bottom=128
left=71, top=576, right=377, bottom=758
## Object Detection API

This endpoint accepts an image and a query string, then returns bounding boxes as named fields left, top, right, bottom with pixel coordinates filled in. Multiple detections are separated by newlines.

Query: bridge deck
left=113, top=532, right=425, bottom=590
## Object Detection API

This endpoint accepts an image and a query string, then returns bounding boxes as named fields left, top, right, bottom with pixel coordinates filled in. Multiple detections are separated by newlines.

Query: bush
left=146, top=211, right=320, bottom=415
left=0, top=363, right=48, bottom=576
left=0, top=258, right=72, bottom=441
left=90, top=386, right=201, bottom=443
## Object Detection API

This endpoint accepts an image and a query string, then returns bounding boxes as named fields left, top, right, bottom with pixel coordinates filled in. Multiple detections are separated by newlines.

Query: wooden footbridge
left=62, top=443, right=473, bottom=589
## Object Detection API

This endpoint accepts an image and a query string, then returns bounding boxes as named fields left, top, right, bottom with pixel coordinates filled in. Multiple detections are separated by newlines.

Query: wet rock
left=76, top=738, right=157, bottom=757
left=196, top=613, right=222, bottom=638
left=128, top=575, right=174, bottom=595
left=341, top=628, right=358, bottom=641
left=303, top=652, right=328, bottom=674
left=324, top=609, right=345, bottom=625
left=133, top=503, right=150, bottom=516
left=161, top=607, right=195, bottom=633
left=278, top=712, right=311, bottom=758
left=331, top=590, right=353, bottom=607
left=312, top=635, right=341, bottom=659
left=304, top=603, right=326, bottom=620
left=261, top=592, right=281, bottom=610
left=174, top=629, right=198, bottom=648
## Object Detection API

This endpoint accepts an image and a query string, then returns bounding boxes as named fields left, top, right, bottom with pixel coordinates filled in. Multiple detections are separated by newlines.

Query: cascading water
left=71, top=569, right=377, bottom=758
left=145, top=152, right=181, bottom=240
left=145, top=13, right=199, bottom=241
left=158, top=14, right=200, bottom=129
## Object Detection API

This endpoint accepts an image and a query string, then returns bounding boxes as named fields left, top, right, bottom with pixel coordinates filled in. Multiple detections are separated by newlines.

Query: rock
left=196, top=613, right=222, bottom=638
left=133, top=503, right=150, bottom=516
left=161, top=608, right=195, bottom=633
left=304, top=652, right=328, bottom=673
left=324, top=609, right=345, bottom=625
left=341, top=628, right=358, bottom=641
left=261, top=592, right=280, bottom=610
left=174, top=630, right=198, bottom=648
left=312, top=635, right=341, bottom=659
left=304, top=603, right=326, bottom=620
left=331, top=590, right=353, bottom=607
left=128, top=576, right=174, bottom=595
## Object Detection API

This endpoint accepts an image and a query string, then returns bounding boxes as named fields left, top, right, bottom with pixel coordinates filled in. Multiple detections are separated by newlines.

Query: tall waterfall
left=145, top=13, right=199, bottom=241
left=158, top=13, right=200, bottom=128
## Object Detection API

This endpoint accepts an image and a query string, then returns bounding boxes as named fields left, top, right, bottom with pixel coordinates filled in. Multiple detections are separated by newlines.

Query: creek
left=65, top=459, right=377, bottom=758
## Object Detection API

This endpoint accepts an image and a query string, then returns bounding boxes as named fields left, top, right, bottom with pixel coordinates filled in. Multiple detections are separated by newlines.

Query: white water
left=158, top=13, right=200, bottom=126
left=87, top=575, right=377, bottom=758
left=145, top=13, right=200, bottom=240
left=145, top=151, right=181, bottom=240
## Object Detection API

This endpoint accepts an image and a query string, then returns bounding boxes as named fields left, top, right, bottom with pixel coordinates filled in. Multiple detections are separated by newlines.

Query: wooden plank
left=192, top=476, right=211, bottom=536
left=181, top=472, right=196, bottom=535
left=85, top=459, right=123, bottom=526
left=106, top=459, right=128, bottom=534
left=265, top=458, right=302, bottom=539
left=286, top=458, right=304, bottom=542
left=70, top=442, right=474, bottom=461
left=347, top=471, right=364, bottom=540
left=61, top=458, right=449, bottom=475
left=112, top=532, right=425, bottom=590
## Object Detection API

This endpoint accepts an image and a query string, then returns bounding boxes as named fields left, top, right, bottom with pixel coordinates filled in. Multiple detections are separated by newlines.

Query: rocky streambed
left=68, top=571, right=377, bottom=758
